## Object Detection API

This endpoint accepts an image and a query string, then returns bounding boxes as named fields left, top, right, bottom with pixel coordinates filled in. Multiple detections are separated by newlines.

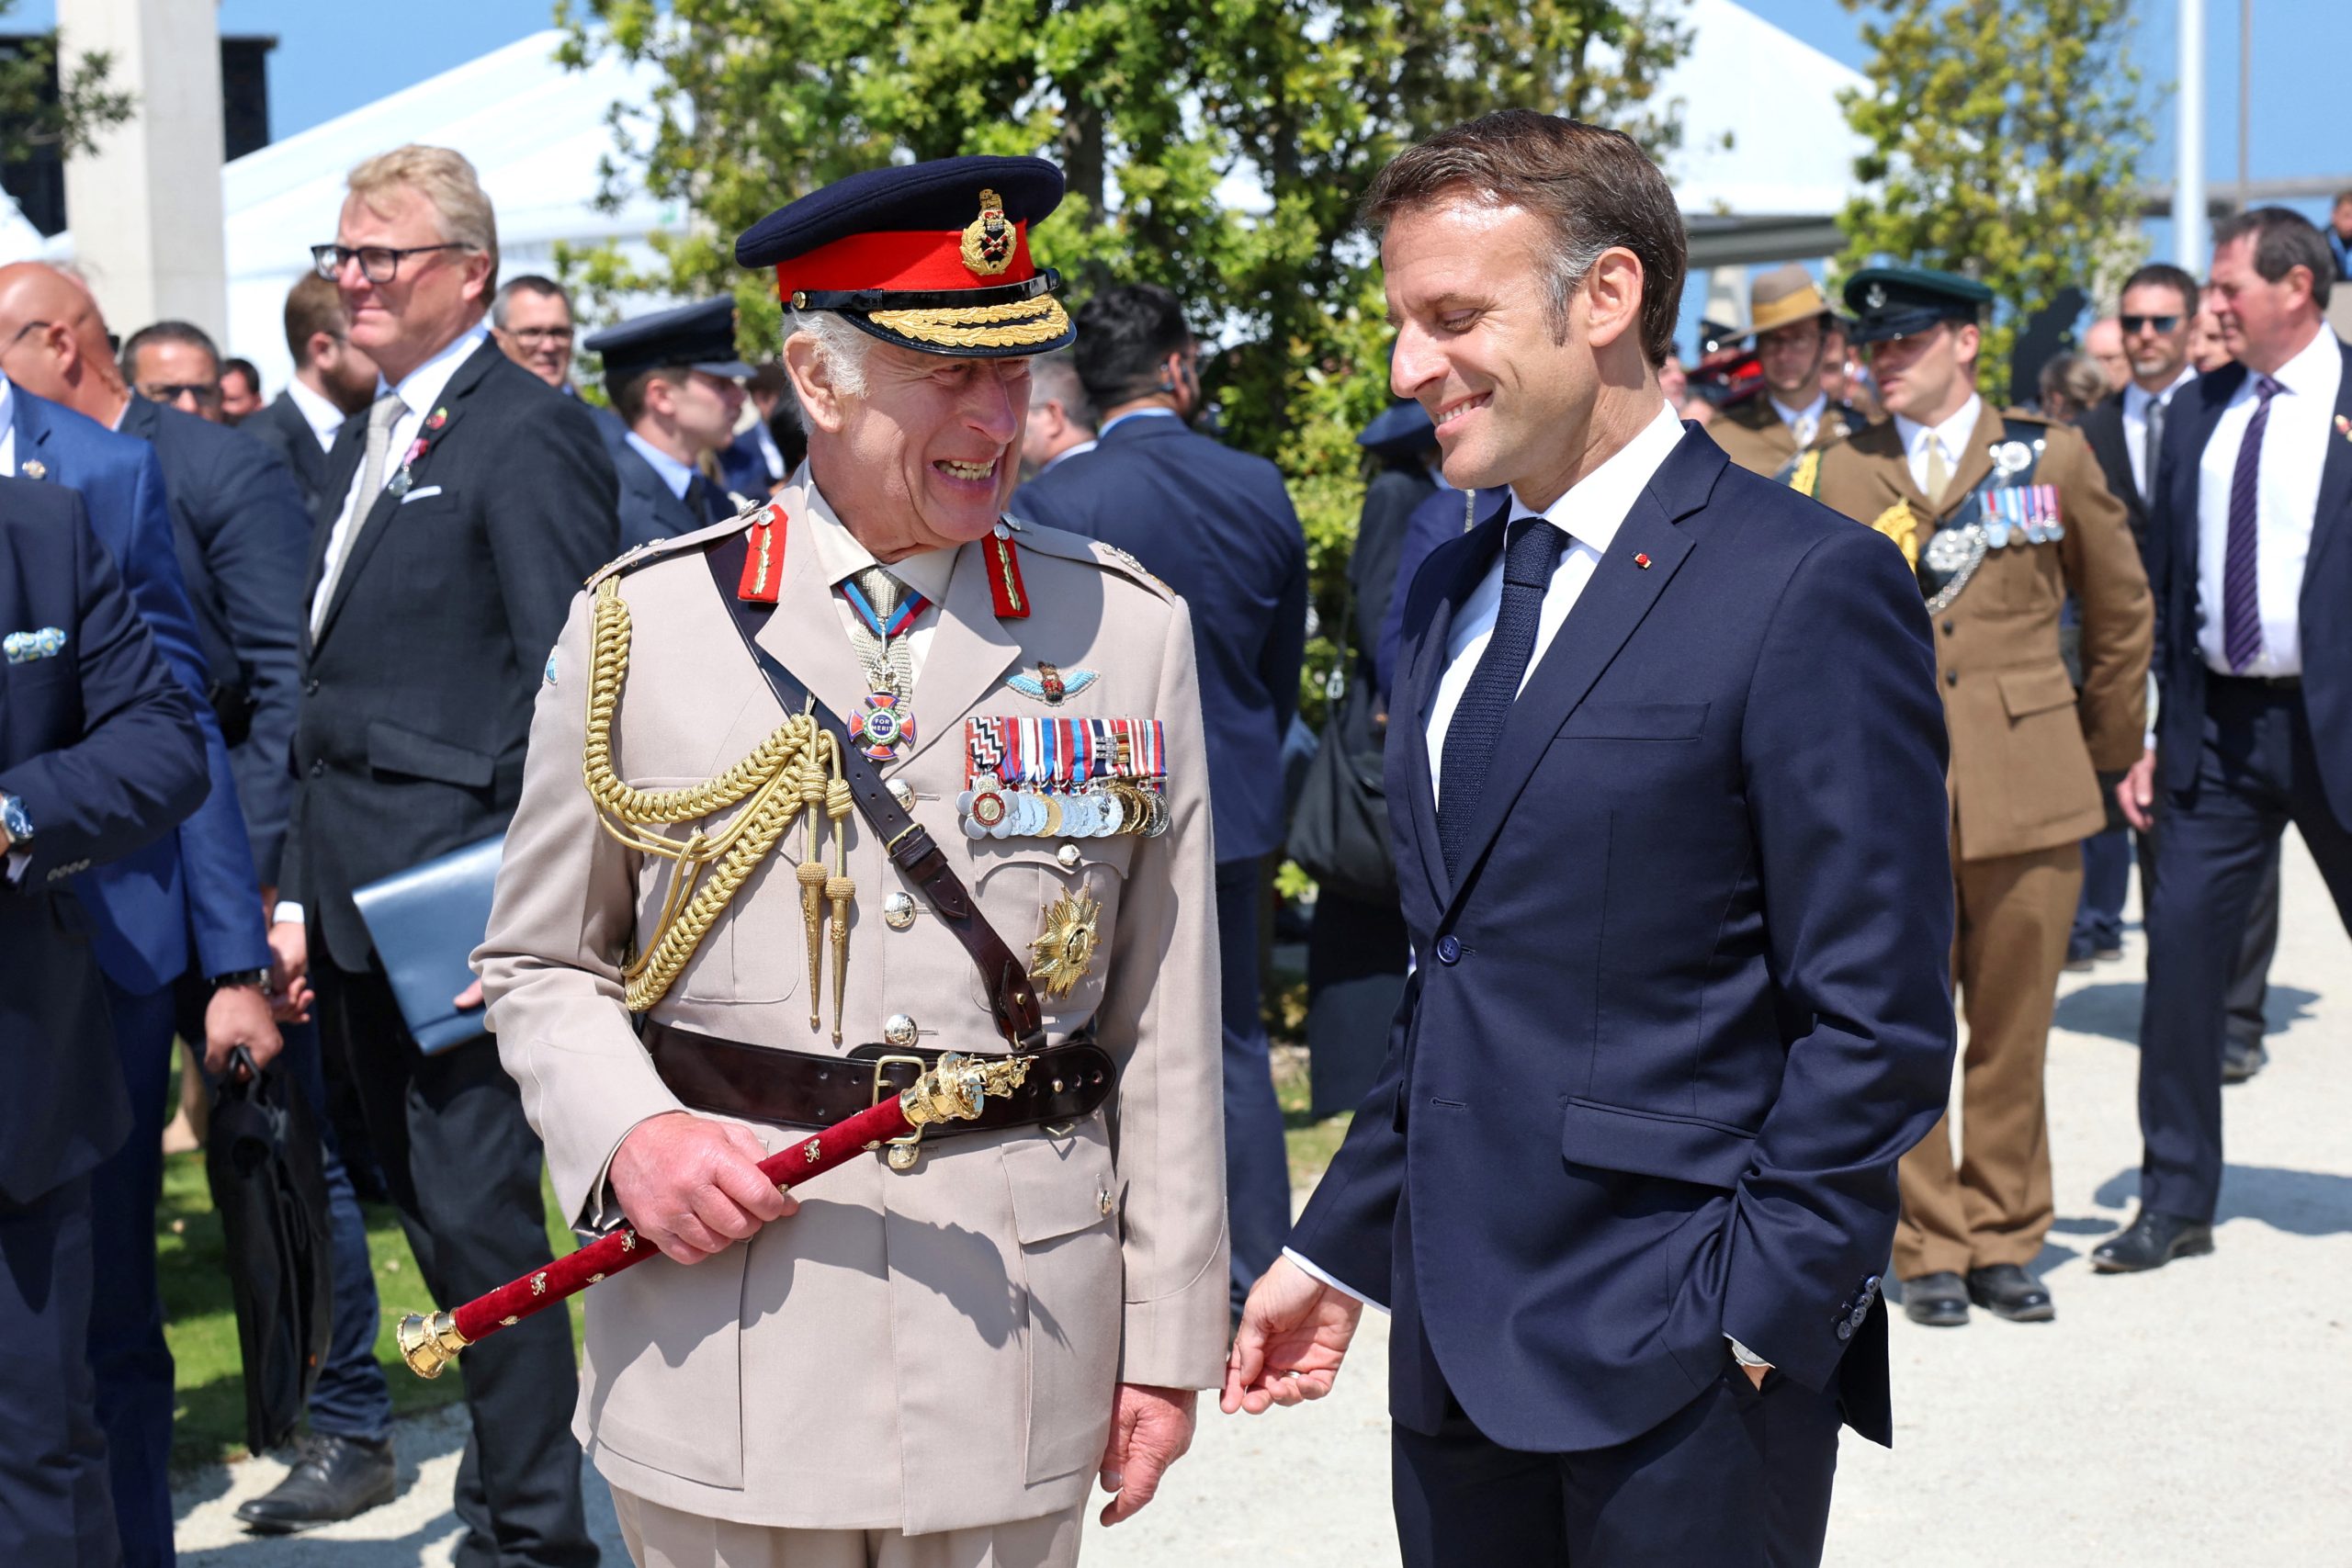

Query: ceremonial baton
left=396, top=1052, right=1032, bottom=1378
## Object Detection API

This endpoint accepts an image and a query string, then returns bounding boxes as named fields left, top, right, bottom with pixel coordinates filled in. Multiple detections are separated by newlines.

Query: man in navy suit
left=0, top=476, right=210, bottom=1568
left=1224, top=113, right=1954, bottom=1566
left=1012, top=282, right=1309, bottom=1309
left=0, top=266, right=283, bottom=1567
left=582, top=298, right=754, bottom=549
left=2103, top=208, right=2352, bottom=1272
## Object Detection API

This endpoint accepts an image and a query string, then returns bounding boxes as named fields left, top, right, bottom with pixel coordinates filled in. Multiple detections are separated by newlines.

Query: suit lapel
left=1401, top=497, right=1510, bottom=909
left=2308, top=343, right=2352, bottom=578
left=2176, top=366, right=2241, bottom=589
left=896, top=536, right=1023, bottom=773
left=1941, top=406, right=2001, bottom=515
left=1442, top=447, right=1709, bottom=906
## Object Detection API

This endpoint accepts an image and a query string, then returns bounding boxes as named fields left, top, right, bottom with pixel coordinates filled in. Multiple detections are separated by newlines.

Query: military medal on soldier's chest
left=1029, top=888, right=1102, bottom=1000
left=841, top=570, right=930, bottom=761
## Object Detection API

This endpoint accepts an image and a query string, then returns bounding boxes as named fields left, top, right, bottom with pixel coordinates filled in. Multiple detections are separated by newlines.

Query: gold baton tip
left=899, top=1053, right=1037, bottom=1128
left=396, top=1310, right=470, bottom=1379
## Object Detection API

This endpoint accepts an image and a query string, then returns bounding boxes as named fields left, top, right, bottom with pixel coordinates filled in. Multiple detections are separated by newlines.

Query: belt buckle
left=870, top=1054, right=929, bottom=1171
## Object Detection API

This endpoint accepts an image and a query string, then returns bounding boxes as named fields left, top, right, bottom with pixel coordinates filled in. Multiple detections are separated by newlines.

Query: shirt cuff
left=272, top=899, right=304, bottom=926
left=1283, top=1247, right=1388, bottom=1315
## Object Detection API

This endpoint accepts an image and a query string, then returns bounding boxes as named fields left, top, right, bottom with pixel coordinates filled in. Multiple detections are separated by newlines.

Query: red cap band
left=775, top=223, right=1035, bottom=298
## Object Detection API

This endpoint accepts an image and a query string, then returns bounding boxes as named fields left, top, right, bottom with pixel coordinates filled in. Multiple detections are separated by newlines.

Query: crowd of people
left=2, top=114, right=2346, bottom=1568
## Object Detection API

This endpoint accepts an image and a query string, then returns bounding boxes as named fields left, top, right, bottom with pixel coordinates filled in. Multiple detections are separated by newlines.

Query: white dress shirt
left=309, top=323, right=490, bottom=629
left=1894, top=393, right=1982, bottom=498
left=1770, top=390, right=1828, bottom=448
left=624, top=431, right=697, bottom=501
left=284, top=375, right=349, bottom=453
left=1424, top=400, right=1686, bottom=806
left=2120, top=365, right=2197, bottom=500
left=0, top=373, right=17, bottom=477
left=2195, top=323, right=2340, bottom=677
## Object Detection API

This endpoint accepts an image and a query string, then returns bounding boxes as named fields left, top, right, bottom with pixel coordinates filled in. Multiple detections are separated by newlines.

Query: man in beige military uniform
left=474, top=156, right=1228, bottom=1568
left=1704, top=264, right=1868, bottom=479
left=1806, top=267, right=2150, bottom=1330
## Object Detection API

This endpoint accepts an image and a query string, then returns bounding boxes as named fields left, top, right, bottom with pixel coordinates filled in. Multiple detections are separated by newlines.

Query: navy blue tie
left=1438, top=516, right=1566, bottom=878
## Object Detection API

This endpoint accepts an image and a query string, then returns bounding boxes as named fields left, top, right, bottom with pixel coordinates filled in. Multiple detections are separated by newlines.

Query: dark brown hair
left=283, top=272, right=348, bottom=362
left=2211, top=206, right=2333, bottom=310
left=1363, top=110, right=1686, bottom=367
left=2119, top=262, right=2199, bottom=315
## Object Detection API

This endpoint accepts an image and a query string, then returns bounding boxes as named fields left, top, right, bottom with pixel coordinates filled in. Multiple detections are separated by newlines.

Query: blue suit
left=11, top=387, right=270, bottom=1568
left=0, top=476, right=210, bottom=1568
left=2133, top=341, right=2352, bottom=1222
left=1012, top=410, right=1309, bottom=1303
left=614, top=437, right=731, bottom=550
left=1289, top=434, right=1954, bottom=1562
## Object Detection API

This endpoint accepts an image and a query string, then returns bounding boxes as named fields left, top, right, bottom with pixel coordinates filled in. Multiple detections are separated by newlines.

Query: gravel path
left=175, top=833, right=2352, bottom=1566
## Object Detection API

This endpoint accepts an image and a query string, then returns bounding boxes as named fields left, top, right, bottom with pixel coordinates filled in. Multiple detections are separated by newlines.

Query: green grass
left=1272, top=1043, right=1352, bottom=1190
left=158, top=1147, right=582, bottom=1474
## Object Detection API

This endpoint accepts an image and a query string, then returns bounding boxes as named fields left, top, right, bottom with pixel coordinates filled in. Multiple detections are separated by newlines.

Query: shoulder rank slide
left=740, top=506, right=786, bottom=603
left=985, top=522, right=1029, bottom=619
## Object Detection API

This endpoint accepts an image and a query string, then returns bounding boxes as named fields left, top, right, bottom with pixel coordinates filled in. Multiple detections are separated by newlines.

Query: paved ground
left=176, top=833, right=2352, bottom=1566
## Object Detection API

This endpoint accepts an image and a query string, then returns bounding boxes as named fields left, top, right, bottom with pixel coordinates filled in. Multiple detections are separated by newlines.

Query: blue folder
left=351, top=834, right=504, bottom=1054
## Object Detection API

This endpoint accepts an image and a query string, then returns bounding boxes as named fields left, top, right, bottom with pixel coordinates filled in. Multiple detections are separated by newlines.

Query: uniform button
left=1944, top=670, right=1959, bottom=686
left=1836, top=1319, right=1854, bottom=1342
left=1939, top=620, right=1954, bottom=636
left=1097, top=1189, right=1114, bottom=1216
left=881, top=891, right=916, bottom=931
left=1057, top=842, right=1081, bottom=870
left=1435, top=935, right=1462, bottom=964
left=304, top=678, right=320, bottom=695
left=882, top=1013, right=920, bottom=1048
left=310, top=759, right=325, bottom=776
left=887, top=777, right=915, bottom=809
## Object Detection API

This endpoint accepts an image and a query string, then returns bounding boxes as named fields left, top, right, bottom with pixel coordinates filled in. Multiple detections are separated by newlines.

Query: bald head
left=0, top=262, right=129, bottom=423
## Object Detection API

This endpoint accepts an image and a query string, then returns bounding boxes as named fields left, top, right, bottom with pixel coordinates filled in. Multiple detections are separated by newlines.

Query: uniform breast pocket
left=967, top=836, right=1135, bottom=1027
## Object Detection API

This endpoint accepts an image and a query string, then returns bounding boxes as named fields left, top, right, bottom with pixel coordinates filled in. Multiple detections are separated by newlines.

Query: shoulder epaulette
left=583, top=502, right=770, bottom=590
left=1001, top=514, right=1178, bottom=601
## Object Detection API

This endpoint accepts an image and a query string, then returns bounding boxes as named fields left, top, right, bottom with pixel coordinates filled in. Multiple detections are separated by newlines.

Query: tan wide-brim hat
left=1750, top=264, right=1831, bottom=337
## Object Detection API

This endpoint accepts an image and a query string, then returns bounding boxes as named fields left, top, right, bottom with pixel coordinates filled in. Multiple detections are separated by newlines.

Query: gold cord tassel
left=825, top=773, right=854, bottom=1043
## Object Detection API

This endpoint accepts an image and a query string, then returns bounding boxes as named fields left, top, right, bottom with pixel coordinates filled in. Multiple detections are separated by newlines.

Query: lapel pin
left=1634, top=552, right=1652, bottom=570
left=21, top=458, right=44, bottom=480
left=2335, top=414, right=2351, bottom=443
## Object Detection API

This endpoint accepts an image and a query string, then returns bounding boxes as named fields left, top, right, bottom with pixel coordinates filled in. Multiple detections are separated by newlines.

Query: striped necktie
left=2222, top=375, right=2280, bottom=671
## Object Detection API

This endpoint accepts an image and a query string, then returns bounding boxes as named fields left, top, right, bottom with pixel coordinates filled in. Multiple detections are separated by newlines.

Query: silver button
left=1057, top=841, right=1082, bottom=870
left=882, top=891, right=916, bottom=931
left=1097, top=1189, right=1114, bottom=1216
left=888, top=778, right=915, bottom=808
left=883, top=1013, right=920, bottom=1049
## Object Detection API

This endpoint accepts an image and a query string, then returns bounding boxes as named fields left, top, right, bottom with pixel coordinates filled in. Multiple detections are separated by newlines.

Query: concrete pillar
left=58, top=0, right=227, bottom=340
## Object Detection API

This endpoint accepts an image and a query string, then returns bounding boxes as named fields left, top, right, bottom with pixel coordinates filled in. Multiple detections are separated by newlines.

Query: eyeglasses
left=505, top=326, right=574, bottom=346
left=2120, top=314, right=2182, bottom=335
left=311, top=243, right=467, bottom=284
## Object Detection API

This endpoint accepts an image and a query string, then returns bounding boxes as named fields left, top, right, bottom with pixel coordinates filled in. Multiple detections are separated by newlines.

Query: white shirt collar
left=1769, top=391, right=1827, bottom=430
left=624, top=430, right=698, bottom=501
left=2123, top=364, right=2198, bottom=420
left=284, top=376, right=348, bottom=450
left=1895, top=392, right=1983, bottom=465
left=0, top=371, right=13, bottom=434
left=1040, top=438, right=1097, bottom=473
left=379, top=321, right=489, bottom=423
left=798, top=465, right=957, bottom=608
left=2257, top=321, right=2339, bottom=400
left=1098, top=406, right=1181, bottom=437
left=1504, top=400, right=1686, bottom=556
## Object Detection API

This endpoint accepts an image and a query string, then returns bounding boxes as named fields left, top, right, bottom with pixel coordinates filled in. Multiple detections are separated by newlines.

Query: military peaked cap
left=1357, top=399, right=1436, bottom=457
left=583, top=298, right=753, bottom=387
left=735, top=155, right=1075, bottom=358
left=1844, top=265, right=1996, bottom=345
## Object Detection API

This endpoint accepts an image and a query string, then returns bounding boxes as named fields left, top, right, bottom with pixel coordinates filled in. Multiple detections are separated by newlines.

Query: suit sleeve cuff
left=1284, top=1247, right=1388, bottom=1315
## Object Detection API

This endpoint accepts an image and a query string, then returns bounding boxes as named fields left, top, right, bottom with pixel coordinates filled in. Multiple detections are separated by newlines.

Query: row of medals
left=957, top=774, right=1170, bottom=840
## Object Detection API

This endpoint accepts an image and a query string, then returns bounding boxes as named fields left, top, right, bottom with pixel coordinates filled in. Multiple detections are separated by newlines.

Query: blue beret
left=734, top=155, right=1074, bottom=358
left=582, top=298, right=752, bottom=387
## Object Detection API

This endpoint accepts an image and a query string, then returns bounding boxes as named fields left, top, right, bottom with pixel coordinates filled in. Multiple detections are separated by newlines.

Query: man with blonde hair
left=287, top=143, right=616, bottom=1566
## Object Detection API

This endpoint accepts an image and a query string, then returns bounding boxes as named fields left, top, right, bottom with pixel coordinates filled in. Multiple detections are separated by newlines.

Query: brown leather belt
left=645, top=1021, right=1114, bottom=1140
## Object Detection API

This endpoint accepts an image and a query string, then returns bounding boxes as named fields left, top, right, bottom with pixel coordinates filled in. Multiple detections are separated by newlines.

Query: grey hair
left=784, top=309, right=873, bottom=401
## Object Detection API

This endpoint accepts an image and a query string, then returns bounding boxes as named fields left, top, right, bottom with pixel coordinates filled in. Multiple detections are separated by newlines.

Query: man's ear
left=1582, top=247, right=1646, bottom=351
left=459, top=250, right=494, bottom=308
left=783, top=333, right=846, bottom=434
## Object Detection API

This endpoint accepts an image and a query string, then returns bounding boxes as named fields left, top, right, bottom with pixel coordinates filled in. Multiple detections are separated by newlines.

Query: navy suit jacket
left=243, top=390, right=335, bottom=521
left=118, top=394, right=311, bottom=885
left=2147, top=340, right=2352, bottom=826
left=11, top=388, right=268, bottom=992
left=1288, top=431, right=1955, bottom=1452
left=613, top=438, right=715, bottom=550
left=0, top=478, right=209, bottom=1201
left=1012, top=413, right=1308, bottom=862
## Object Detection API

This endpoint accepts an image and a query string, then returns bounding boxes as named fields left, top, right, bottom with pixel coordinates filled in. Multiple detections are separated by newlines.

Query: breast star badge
left=1028, top=889, right=1102, bottom=1000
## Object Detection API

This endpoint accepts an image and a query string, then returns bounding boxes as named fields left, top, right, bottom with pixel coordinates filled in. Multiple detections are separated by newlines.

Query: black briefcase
left=205, top=1048, right=334, bottom=1455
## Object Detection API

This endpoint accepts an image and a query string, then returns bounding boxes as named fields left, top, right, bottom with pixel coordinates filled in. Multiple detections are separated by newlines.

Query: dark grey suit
left=243, top=390, right=336, bottom=522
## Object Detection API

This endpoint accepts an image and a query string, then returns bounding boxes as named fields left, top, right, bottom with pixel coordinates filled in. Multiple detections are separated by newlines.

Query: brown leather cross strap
left=704, top=532, right=1045, bottom=1046
left=645, top=1021, right=1113, bottom=1138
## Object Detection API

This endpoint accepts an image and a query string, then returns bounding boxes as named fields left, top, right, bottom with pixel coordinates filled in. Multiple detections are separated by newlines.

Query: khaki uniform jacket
left=1810, top=411, right=2152, bottom=862
left=474, top=479, right=1229, bottom=1532
left=1704, top=394, right=1863, bottom=479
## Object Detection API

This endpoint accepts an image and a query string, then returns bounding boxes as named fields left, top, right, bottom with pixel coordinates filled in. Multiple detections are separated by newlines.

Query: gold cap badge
left=961, top=188, right=1017, bottom=277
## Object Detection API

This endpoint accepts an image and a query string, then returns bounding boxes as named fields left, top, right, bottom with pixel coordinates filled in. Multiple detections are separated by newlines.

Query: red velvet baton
left=397, top=1052, right=1030, bottom=1378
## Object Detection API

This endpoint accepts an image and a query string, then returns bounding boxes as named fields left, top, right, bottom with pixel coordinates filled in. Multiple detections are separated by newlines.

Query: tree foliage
left=1835, top=0, right=2151, bottom=384
left=557, top=0, right=1691, bottom=716
left=0, top=2, right=134, bottom=167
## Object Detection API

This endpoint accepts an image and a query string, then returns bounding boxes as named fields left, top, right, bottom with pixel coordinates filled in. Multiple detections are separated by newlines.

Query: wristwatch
left=209, top=967, right=270, bottom=990
left=0, top=792, right=33, bottom=846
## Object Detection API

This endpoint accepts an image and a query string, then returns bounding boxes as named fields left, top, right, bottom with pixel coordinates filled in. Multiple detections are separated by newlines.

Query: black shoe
left=235, top=1432, right=398, bottom=1534
left=1966, top=1263, right=2055, bottom=1322
left=2094, top=946, right=2124, bottom=964
left=2063, top=953, right=2096, bottom=973
left=1901, top=1270, right=1970, bottom=1326
left=2222, top=1039, right=2268, bottom=1085
left=2090, top=1209, right=2215, bottom=1274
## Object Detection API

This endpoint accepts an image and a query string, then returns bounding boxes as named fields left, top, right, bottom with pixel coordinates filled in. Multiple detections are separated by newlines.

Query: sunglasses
left=2120, top=314, right=2182, bottom=335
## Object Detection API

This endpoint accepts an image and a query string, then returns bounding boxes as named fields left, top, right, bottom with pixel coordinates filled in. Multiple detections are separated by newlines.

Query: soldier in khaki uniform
left=1705, top=263, right=1870, bottom=479
left=1805, top=267, right=2151, bottom=1329
left=474, top=157, right=1228, bottom=1568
